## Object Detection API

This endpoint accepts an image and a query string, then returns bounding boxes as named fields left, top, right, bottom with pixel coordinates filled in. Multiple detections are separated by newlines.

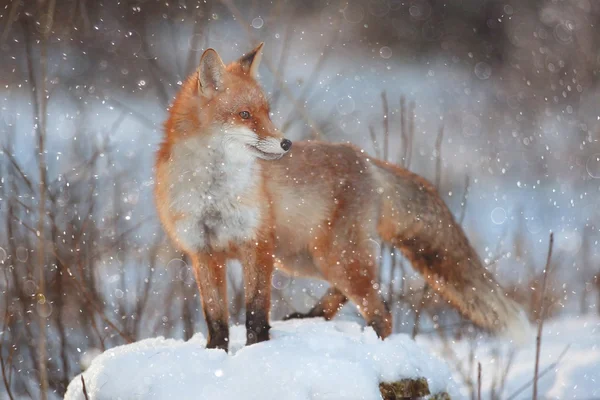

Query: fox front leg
left=240, top=242, right=274, bottom=345
left=191, top=252, right=230, bottom=351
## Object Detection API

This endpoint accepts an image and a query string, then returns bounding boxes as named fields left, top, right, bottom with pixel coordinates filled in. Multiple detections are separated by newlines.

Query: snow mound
left=418, top=315, right=600, bottom=399
left=65, top=319, right=459, bottom=400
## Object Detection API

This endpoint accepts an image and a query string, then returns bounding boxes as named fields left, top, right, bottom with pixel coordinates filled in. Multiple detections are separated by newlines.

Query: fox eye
left=239, top=111, right=251, bottom=119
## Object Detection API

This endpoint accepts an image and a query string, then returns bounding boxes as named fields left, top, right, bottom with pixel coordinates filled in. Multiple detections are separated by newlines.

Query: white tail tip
left=501, top=308, right=534, bottom=347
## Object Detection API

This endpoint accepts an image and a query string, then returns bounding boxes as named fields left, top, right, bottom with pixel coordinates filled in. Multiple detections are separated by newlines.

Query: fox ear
left=198, top=48, right=226, bottom=96
left=237, top=42, right=264, bottom=77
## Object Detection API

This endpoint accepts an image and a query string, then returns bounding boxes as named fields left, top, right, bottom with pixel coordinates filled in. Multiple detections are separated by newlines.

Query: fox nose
left=280, top=138, right=292, bottom=151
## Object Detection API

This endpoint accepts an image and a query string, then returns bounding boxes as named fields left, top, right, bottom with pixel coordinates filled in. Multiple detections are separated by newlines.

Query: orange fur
left=155, top=45, right=531, bottom=351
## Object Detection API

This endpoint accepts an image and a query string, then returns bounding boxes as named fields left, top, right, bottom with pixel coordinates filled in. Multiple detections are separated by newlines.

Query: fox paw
left=246, top=326, right=270, bottom=346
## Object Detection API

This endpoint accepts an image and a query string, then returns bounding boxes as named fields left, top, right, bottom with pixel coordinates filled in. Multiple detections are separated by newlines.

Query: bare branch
left=270, top=9, right=297, bottom=110
left=507, top=344, right=569, bottom=400
left=1, top=297, right=15, bottom=400
left=411, top=284, right=429, bottom=339
left=0, top=0, right=20, bottom=46
left=81, top=375, right=90, bottom=400
left=23, top=14, right=50, bottom=398
left=434, top=125, right=444, bottom=190
left=399, top=96, right=407, bottom=166
left=533, top=232, right=555, bottom=400
left=381, top=92, right=389, bottom=162
left=369, top=125, right=381, bottom=159
left=477, top=362, right=482, bottom=400
left=282, top=29, right=340, bottom=132
left=1, top=146, right=34, bottom=193
left=458, top=175, right=470, bottom=225
left=407, top=101, right=415, bottom=168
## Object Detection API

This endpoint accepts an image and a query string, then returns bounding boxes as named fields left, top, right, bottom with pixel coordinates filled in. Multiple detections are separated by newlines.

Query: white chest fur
left=167, top=136, right=261, bottom=251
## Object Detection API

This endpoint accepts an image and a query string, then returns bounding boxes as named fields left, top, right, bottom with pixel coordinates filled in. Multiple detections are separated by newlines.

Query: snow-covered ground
left=418, top=315, right=600, bottom=399
left=64, top=319, right=459, bottom=400
left=64, top=316, right=599, bottom=400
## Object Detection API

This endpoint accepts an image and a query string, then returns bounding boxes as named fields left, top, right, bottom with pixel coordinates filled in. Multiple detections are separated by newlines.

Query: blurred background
left=1, top=0, right=599, bottom=398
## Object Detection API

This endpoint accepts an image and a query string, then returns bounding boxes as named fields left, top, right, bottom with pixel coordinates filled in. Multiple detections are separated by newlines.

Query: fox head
left=168, top=43, right=291, bottom=161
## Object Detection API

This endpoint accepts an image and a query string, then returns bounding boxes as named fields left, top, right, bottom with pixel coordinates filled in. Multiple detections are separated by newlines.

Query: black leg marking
left=205, top=315, right=229, bottom=351
left=246, top=308, right=270, bottom=345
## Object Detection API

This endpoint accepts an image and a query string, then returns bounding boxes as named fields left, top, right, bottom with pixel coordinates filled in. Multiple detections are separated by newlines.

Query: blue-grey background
left=1, top=1, right=599, bottom=397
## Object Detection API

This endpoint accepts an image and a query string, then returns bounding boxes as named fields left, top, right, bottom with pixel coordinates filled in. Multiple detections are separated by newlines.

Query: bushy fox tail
left=372, top=159, right=531, bottom=344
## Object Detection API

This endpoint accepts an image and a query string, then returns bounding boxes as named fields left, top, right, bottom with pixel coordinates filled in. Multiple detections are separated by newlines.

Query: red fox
left=154, top=43, right=530, bottom=351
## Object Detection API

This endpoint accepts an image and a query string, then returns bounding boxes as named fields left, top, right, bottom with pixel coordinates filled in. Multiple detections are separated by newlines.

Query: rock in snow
left=65, top=319, right=459, bottom=399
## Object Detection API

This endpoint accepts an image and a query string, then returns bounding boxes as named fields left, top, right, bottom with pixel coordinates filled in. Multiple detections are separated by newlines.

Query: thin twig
left=467, top=342, right=477, bottom=400
left=270, top=6, right=297, bottom=109
left=458, top=175, right=470, bottom=225
left=399, top=96, right=407, bottom=167
left=0, top=0, right=20, bottom=45
left=413, top=124, right=444, bottom=338
left=133, top=243, right=159, bottom=338
left=411, top=284, right=429, bottom=339
left=1, top=146, right=34, bottom=193
left=507, top=344, right=569, bottom=400
left=81, top=375, right=90, bottom=400
left=434, top=125, right=444, bottom=190
left=496, top=349, right=516, bottom=400
left=533, top=232, right=554, bottom=400
left=381, top=92, right=389, bottom=161
left=184, top=5, right=204, bottom=76
left=24, top=14, right=50, bottom=399
left=9, top=215, right=134, bottom=343
left=48, top=207, right=70, bottom=387
left=387, top=248, right=397, bottom=309
left=407, top=101, right=415, bottom=168
left=1, top=307, right=15, bottom=400
left=281, top=28, right=339, bottom=132
left=104, top=97, right=158, bottom=129
left=49, top=146, right=104, bottom=190
left=434, top=322, right=475, bottom=393
left=477, top=362, right=482, bottom=400
left=369, top=125, right=382, bottom=159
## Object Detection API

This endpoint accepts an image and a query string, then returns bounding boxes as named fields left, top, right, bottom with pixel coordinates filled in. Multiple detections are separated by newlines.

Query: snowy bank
left=65, top=319, right=459, bottom=399
left=418, top=316, right=600, bottom=399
